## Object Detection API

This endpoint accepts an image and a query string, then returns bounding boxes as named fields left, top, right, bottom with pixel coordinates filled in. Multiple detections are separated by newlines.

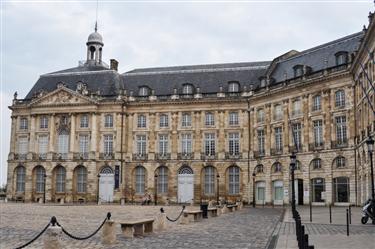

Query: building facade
left=7, top=14, right=375, bottom=206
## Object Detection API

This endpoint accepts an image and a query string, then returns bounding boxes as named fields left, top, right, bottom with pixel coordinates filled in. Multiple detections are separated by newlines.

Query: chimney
left=110, top=59, right=119, bottom=71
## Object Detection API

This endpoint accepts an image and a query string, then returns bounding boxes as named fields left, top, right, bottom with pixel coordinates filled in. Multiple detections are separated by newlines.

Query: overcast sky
left=0, top=1, right=373, bottom=185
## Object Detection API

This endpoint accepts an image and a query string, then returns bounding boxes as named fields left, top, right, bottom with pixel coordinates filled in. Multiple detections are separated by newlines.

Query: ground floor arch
left=177, top=165, right=194, bottom=203
left=99, top=166, right=114, bottom=202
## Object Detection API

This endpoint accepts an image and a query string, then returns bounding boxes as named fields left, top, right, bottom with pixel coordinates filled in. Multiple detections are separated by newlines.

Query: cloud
left=0, top=91, right=12, bottom=186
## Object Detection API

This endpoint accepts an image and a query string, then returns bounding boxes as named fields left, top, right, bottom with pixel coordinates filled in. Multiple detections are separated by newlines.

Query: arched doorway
left=99, top=166, right=114, bottom=202
left=178, top=165, right=194, bottom=203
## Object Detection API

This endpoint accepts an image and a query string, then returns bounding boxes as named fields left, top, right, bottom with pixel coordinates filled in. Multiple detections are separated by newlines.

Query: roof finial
left=95, top=21, right=98, bottom=32
left=95, top=0, right=98, bottom=32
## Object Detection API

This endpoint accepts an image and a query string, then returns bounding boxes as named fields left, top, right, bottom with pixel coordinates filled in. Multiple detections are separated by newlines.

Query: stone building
left=6, top=15, right=375, bottom=206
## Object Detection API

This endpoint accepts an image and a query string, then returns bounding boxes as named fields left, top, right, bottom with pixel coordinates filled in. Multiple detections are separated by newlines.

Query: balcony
left=225, top=152, right=242, bottom=160
left=99, top=153, right=114, bottom=160
left=331, top=140, right=348, bottom=149
left=52, top=153, right=68, bottom=161
left=270, top=148, right=283, bottom=156
left=289, top=145, right=302, bottom=153
left=177, top=153, right=193, bottom=160
left=132, top=153, right=148, bottom=161
left=14, top=153, right=27, bottom=161
left=73, top=153, right=89, bottom=160
left=155, top=153, right=171, bottom=160
left=201, top=153, right=218, bottom=160
left=38, top=153, right=47, bottom=160
left=253, top=151, right=265, bottom=158
left=308, top=143, right=324, bottom=151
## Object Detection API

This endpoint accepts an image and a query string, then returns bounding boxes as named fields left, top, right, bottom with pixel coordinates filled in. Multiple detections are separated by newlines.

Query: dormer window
left=182, top=84, right=194, bottom=95
left=228, top=82, right=240, bottom=93
left=293, top=65, right=304, bottom=77
left=138, top=86, right=149, bottom=97
left=335, top=51, right=348, bottom=66
left=260, top=77, right=267, bottom=88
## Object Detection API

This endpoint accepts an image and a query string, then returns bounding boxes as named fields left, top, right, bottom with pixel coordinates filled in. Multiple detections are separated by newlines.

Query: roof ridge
left=41, top=69, right=117, bottom=77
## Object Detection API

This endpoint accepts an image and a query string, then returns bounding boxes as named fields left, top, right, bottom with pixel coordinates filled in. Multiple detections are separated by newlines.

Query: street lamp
left=43, top=173, right=47, bottom=204
left=97, top=174, right=100, bottom=204
left=216, top=173, right=220, bottom=204
left=290, top=152, right=297, bottom=214
left=154, top=173, right=158, bottom=206
left=366, top=136, right=375, bottom=224
left=252, top=172, right=256, bottom=208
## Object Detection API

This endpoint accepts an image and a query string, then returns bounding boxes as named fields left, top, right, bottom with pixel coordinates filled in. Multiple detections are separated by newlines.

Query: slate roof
left=269, top=31, right=364, bottom=84
left=122, top=61, right=270, bottom=96
left=25, top=64, right=124, bottom=100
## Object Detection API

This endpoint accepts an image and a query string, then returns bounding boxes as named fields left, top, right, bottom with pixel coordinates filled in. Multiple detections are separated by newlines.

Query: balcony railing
left=270, top=148, right=283, bottom=156
left=73, top=153, right=89, bottom=160
left=132, top=153, right=148, bottom=161
left=225, top=152, right=242, bottom=159
left=201, top=153, right=218, bottom=160
left=308, top=143, right=324, bottom=151
left=253, top=151, right=265, bottom=158
left=14, top=154, right=27, bottom=160
left=177, top=153, right=193, bottom=160
left=331, top=140, right=348, bottom=149
left=99, top=153, right=114, bottom=160
left=155, top=153, right=171, bottom=160
left=38, top=153, right=47, bottom=160
left=52, top=153, right=68, bottom=161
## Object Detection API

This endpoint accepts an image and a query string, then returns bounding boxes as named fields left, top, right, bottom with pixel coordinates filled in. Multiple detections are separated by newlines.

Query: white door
left=178, top=174, right=194, bottom=203
left=99, top=173, right=114, bottom=202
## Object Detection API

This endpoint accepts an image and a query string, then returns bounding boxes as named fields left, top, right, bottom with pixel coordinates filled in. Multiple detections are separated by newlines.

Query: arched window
left=272, top=162, right=282, bottom=173
left=255, top=164, right=264, bottom=174
left=334, top=177, right=349, bottom=202
left=55, top=166, right=66, bottom=193
left=157, top=166, right=168, bottom=194
left=228, top=166, right=240, bottom=195
left=228, top=82, right=240, bottom=93
left=204, top=166, right=215, bottom=195
left=311, top=178, right=325, bottom=202
left=139, top=86, right=149, bottom=97
left=179, top=166, right=193, bottom=174
left=16, top=166, right=26, bottom=193
left=76, top=166, right=87, bottom=193
left=311, top=158, right=322, bottom=170
left=182, top=84, right=194, bottom=95
left=135, top=166, right=146, bottom=194
left=89, top=46, right=96, bottom=60
left=334, top=156, right=346, bottom=168
left=35, top=166, right=45, bottom=193
left=335, top=90, right=345, bottom=107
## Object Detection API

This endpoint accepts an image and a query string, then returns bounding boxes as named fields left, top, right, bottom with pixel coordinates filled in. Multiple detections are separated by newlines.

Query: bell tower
left=86, top=22, right=104, bottom=65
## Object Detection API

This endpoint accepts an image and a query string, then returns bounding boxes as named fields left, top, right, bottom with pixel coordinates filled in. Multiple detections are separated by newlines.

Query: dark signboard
left=115, top=165, right=120, bottom=189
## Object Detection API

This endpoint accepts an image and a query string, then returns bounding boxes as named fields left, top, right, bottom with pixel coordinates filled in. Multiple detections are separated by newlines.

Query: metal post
left=97, top=174, right=100, bottom=204
left=154, top=173, right=158, bottom=206
left=43, top=173, right=47, bottom=204
left=290, top=152, right=297, bottom=217
left=252, top=173, right=256, bottom=208
left=346, top=209, right=349, bottom=236
left=304, top=234, right=309, bottom=249
left=329, top=204, right=332, bottom=224
left=217, top=173, right=220, bottom=204
left=369, top=151, right=375, bottom=225
left=309, top=201, right=312, bottom=222
left=349, top=205, right=352, bottom=225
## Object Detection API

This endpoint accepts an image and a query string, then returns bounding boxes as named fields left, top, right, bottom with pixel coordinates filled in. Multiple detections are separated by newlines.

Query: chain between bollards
left=161, top=205, right=186, bottom=222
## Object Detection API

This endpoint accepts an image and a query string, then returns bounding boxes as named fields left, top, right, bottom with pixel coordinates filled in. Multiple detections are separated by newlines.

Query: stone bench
left=183, top=210, right=203, bottom=222
left=119, top=219, right=154, bottom=238
left=226, top=204, right=238, bottom=212
left=207, top=208, right=218, bottom=217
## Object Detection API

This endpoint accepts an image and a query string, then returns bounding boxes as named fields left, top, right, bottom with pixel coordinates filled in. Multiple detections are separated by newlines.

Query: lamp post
left=97, top=174, right=100, bottom=204
left=290, top=152, right=297, bottom=215
left=154, top=173, right=158, bottom=206
left=366, top=136, right=375, bottom=224
left=252, top=172, right=256, bottom=208
left=43, top=173, right=47, bottom=203
left=216, top=173, right=220, bottom=204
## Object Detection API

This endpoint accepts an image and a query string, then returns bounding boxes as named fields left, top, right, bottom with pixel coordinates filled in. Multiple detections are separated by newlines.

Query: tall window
left=38, top=135, right=48, bottom=159
left=20, top=117, right=28, bottom=130
left=313, top=120, right=323, bottom=147
left=257, top=109, right=265, bottom=123
left=76, top=166, right=87, bottom=193
left=273, top=180, right=284, bottom=201
left=228, top=82, right=239, bottom=93
left=181, top=113, right=192, bottom=127
left=35, top=166, right=45, bottom=193
left=205, top=112, right=215, bottom=126
left=274, top=105, right=283, bottom=121
left=139, top=87, right=149, bottom=96
left=40, top=116, right=49, bottom=129
left=80, top=115, right=89, bottom=128
left=311, top=178, right=325, bottom=202
left=16, top=166, right=26, bottom=193
left=275, top=127, right=283, bottom=152
left=204, top=166, right=215, bottom=195
left=204, top=133, right=216, bottom=156
left=335, top=90, right=345, bottom=107
left=292, top=100, right=301, bottom=116
left=229, top=112, right=239, bottom=126
left=104, top=114, right=113, bottom=128
left=159, top=114, right=169, bottom=128
left=55, top=166, right=66, bottom=193
left=257, top=129, right=265, bottom=155
left=158, top=134, right=168, bottom=156
left=312, top=95, right=321, bottom=111
left=136, top=135, right=147, bottom=156
left=335, top=156, right=346, bottom=168
left=181, top=133, right=192, bottom=154
left=137, top=114, right=147, bottom=128
left=292, top=123, right=302, bottom=151
left=57, top=131, right=69, bottom=159
left=228, top=166, right=240, bottom=195
left=157, top=166, right=168, bottom=194
left=79, top=135, right=89, bottom=158
left=312, top=158, right=322, bottom=170
left=273, top=162, right=282, bottom=173
left=334, top=177, right=349, bottom=202
left=18, top=136, right=28, bottom=158
left=182, top=84, right=193, bottom=94
left=135, top=166, right=145, bottom=194
left=228, top=132, right=240, bottom=156
left=336, top=116, right=347, bottom=145
left=103, top=134, right=113, bottom=156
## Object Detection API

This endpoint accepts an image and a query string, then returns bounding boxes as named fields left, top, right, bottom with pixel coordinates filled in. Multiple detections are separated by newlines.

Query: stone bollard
left=44, top=225, right=62, bottom=249
left=39, top=198, right=43, bottom=204
left=155, top=213, right=167, bottom=231
left=208, top=200, right=214, bottom=208
left=179, top=213, right=190, bottom=225
left=120, top=198, right=125, bottom=206
left=189, top=199, right=194, bottom=206
left=4, top=197, right=7, bottom=203
left=216, top=207, right=222, bottom=216
left=221, top=206, right=228, bottom=214
left=59, top=199, right=64, bottom=205
left=101, top=220, right=116, bottom=245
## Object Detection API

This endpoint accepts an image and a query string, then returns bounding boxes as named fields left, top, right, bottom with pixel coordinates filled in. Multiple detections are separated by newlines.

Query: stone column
left=49, top=114, right=55, bottom=153
left=323, top=90, right=331, bottom=149
left=218, top=111, right=225, bottom=159
left=29, top=115, right=36, bottom=153
left=90, top=113, right=97, bottom=158
left=149, top=113, right=156, bottom=156
left=194, top=111, right=201, bottom=159
left=171, top=112, right=178, bottom=159
left=302, top=95, right=309, bottom=152
left=9, top=116, right=17, bottom=153
left=265, top=104, right=271, bottom=156
left=25, top=165, right=33, bottom=201
left=283, top=100, right=290, bottom=152
left=69, top=114, right=76, bottom=153
left=126, top=114, right=134, bottom=156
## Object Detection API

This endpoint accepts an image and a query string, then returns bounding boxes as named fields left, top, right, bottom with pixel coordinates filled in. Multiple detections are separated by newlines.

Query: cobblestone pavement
left=0, top=203, right=283, bottom=249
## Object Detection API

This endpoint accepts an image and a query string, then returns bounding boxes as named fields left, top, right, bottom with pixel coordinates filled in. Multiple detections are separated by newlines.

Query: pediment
left=29, top=87, right=98, bottom=107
